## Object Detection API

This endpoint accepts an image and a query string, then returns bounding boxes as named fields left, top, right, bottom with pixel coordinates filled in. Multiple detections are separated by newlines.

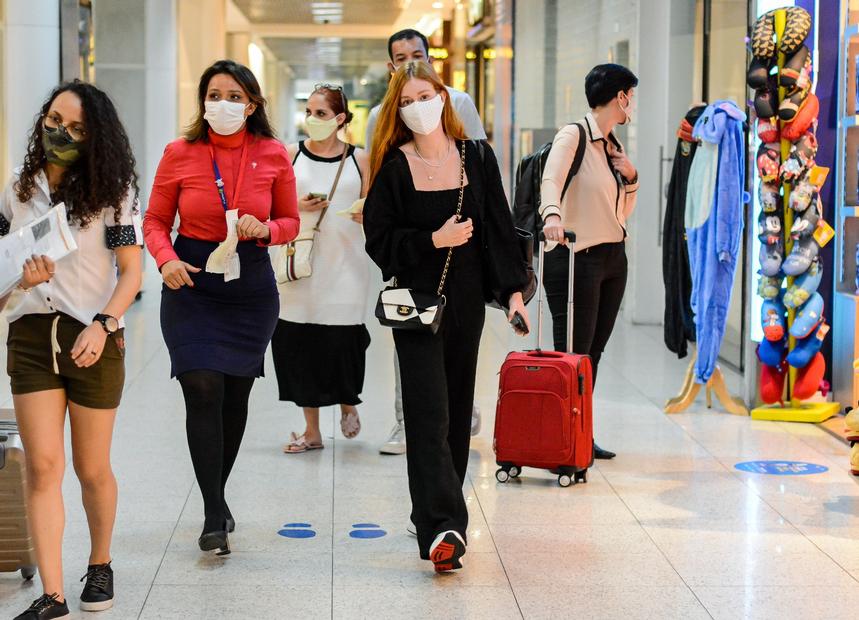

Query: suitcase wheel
left=495, top=468, right=510, bottom=483
left=509, top=466, right=521, bottom=478
left=558, top=474, right=573, bottom=488
left=574, top=470, right=588, bottom=484
left=21, top=566, right=36, bottom=581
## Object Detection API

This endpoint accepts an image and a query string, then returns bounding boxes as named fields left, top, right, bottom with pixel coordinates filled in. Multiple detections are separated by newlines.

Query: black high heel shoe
left=198, top=526, right=230, bottom=556
left=224, top=503, right=235, bottom=534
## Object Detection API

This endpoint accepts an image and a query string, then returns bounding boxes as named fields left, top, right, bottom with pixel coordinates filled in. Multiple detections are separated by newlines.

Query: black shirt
left=364, top=140, right=528, bottom=304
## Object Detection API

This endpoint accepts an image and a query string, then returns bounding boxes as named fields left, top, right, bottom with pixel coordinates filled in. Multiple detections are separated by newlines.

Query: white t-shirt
left=0, top=168, right=143, bottom=326
left=364, top=85, right=487, bottom=151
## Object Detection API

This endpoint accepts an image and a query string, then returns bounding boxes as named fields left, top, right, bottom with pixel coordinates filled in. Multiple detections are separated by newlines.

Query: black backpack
left=512, top=122, right=586, bottom=250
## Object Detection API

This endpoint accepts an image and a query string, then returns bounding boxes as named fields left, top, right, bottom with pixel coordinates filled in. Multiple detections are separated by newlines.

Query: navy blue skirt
left=160, top=235, right=279, bottom=378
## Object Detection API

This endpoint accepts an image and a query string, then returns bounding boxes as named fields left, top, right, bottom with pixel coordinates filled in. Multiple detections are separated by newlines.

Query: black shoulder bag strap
left=560, top=122, right=587, bottom=201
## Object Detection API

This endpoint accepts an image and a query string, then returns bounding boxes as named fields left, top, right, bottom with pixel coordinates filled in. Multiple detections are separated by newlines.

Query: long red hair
left=368, top=61, right=466, bottom=187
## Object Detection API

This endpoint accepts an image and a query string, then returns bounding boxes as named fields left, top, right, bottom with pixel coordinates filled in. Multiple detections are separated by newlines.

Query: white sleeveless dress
left=270, top=142, right=371, bottom=407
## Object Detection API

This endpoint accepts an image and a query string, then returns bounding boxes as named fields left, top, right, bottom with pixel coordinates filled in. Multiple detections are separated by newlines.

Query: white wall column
left=628, top=0, right=671, bottom=325
left=94, top=0, right=177, bottom=208
left=2, top=0, right=60, bottom=179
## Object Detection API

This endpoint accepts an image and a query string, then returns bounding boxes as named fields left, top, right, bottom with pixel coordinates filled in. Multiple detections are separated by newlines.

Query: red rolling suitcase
left=493, top=231, right=594, bottom=487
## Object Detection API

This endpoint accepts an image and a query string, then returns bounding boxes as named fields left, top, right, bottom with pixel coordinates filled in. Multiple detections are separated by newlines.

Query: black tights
left=178, top=370, right=255, bottom=532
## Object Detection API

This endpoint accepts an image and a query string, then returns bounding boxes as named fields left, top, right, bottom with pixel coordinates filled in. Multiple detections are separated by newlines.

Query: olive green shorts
left=6, top=313, right=126, bottom=410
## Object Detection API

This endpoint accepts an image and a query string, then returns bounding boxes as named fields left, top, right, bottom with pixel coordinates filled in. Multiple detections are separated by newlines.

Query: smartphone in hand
left=510, top=311, right=529, bottom=336
left=309, top=192, right=328, bottom=201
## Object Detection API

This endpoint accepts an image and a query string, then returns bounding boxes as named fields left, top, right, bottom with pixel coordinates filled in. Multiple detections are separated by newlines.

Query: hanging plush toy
left=757, top=118, right=780, bottom=143
left=782, top=235, right=820, bottom=276
left=754, top=76, right=779, bottom=121
left=761, top=296, right=787, bottom=341
left=760, top=236, right=785, bottom=277
left=779, top=7, right=812, bottom=55
left=758, top=210, right=784, bottom=244
left=758, top=273, right=784, bottom=299
left=760, top=358, right=788, bottom=405
left=757, top=142, right=781, bottom=182
left=780, top=132, right=817, bottom=183
left=790, top=201, right=820, bottom=239
left=787, top=323, right=828, bottom=369
left=793, top=352, right=825, bottom=400
left=758, top=337, right=787, bottom=367
left=782, top=93, right=818, bottom=141
left=780, top=45, right=810, bottom=89
left=789, top=291, right=824, bottom=339
left=783, top=259, right=822, bottom=308
left=760, top=181, right=781, bottom=212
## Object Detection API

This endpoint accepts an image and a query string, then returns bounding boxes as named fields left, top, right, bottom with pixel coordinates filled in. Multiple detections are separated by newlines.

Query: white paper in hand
left=206, top=209, right=240, bottom=281
left=336, top=198, right=365, bottom=218
left=0, top=203, right=78, bottom=296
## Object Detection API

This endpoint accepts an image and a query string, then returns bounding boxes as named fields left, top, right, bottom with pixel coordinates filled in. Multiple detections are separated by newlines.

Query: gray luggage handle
left=536, top=230, right=576, bottom=354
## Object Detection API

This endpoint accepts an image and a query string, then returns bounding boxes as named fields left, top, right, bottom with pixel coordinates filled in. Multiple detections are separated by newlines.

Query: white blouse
left=0, top=167, right=143, bottom=326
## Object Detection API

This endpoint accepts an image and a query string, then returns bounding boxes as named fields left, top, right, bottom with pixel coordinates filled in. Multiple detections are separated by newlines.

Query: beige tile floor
left=1, top=269, right=858, bottom=619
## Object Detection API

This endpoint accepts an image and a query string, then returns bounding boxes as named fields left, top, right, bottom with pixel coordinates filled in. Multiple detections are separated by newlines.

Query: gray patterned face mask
left=42, top=125, right=84, bottom=167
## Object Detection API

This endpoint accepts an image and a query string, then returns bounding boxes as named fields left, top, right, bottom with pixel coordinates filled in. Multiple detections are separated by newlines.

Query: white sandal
left=340, top=410, right=361, bottom=439
left=284, top=432, right=324, bottom=454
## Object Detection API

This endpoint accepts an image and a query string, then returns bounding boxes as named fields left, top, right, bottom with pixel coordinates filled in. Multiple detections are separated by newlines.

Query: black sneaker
left=13, top=593, right=70, bottom=619
left=79, top=562, right=114, bottom=612
left=429, top=530, right=466, bottom=573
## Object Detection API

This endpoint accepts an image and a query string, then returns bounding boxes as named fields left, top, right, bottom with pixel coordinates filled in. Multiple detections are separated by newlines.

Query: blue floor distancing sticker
left=350, top=523, right=387, bottom=539
left=278, top=523, right=317, bottom=538
left=735, top=460, right=828, bottom=475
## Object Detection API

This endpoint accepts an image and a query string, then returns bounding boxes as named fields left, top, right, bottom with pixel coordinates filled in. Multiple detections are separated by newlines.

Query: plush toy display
left=793, top=351, right=825, bottom=400
left=758, top=337, right=787, bottom=367
left=761, top=297, right=788, bottom=341
left=749, top=6, right=832, bottom=406
left=758, top=274, right=784, bottom=299
left=786, top=323, right=827, bottom=369
left=788, top=291, right=824, bottom=339
left=783, top=260, right=822, bottom=308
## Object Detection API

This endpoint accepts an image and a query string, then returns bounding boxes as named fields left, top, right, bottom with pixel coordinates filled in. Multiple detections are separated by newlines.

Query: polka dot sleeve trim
left=106, top=224, right=142, bottom=248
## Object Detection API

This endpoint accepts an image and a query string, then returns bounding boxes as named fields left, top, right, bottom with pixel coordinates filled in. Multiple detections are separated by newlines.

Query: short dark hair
left=185, top=59, right=276, bottom=142
left=387, top=29, right=430, bottom=60
left=584, top=64, right=639, bottom=108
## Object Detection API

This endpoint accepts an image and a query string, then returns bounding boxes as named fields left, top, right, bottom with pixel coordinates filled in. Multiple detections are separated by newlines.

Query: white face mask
left=399, top=94, right=444, bottom=135
left=305, top=115, right=339, bottom=141
left=204, top=100, right=249, bottom=136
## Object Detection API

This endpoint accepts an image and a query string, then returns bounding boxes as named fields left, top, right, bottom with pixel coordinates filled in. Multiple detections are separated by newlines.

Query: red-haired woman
left=363, top=61, right=530, bottom=573
left=144, top=60, right=299, bottom=555
left=274, top=84, right=371, bottom=454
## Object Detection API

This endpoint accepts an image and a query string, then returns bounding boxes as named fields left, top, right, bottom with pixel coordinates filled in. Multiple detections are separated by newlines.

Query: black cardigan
left=364, top=140, right=528, bottom=305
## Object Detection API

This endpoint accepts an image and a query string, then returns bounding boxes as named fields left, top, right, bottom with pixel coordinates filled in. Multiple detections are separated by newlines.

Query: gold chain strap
left=436, top=140, right=466, bottom=296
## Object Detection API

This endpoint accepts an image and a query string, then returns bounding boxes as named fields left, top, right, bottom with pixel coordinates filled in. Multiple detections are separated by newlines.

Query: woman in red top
left=144, top=60, right=299, bottom=555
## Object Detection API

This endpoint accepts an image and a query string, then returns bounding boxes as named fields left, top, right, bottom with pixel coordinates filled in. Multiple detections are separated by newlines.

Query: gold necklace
left=413, top=139, right=453, bottom=181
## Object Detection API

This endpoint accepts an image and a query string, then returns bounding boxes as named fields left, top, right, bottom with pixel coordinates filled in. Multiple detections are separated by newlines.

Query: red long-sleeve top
left=144, top=128, right=299, bottom=268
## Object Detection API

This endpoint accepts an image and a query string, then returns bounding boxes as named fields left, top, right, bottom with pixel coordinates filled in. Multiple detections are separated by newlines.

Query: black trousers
left=393, top=283, right=485, bottom=559
left=543, top=242, right=627, bottom=384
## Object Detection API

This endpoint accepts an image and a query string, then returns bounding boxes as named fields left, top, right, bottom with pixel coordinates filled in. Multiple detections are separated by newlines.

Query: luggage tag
left=813, top=218, right=835, bottom=248
left=806, top=165, right=829, bottom=189
left=206, top=209, right=241, bottom=281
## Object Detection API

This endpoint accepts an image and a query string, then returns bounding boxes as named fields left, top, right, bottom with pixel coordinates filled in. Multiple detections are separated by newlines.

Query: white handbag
left=275, top=145, right=349, bottom=283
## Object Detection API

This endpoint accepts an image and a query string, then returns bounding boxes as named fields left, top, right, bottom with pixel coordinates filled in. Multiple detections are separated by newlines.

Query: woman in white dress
left=273, top=84, right=370, bottom=453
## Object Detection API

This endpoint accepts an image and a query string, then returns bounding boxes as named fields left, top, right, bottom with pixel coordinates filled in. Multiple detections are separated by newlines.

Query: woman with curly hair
left=1, top=81, right=143, bottom=619
left=144, top=60, right=299, bottom=556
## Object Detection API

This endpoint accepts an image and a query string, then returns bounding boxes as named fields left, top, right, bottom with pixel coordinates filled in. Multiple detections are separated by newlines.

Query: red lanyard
left=208, top=134, right=249, bottom=212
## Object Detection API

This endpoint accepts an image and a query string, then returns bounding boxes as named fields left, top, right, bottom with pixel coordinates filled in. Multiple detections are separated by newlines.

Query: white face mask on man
left=618, top=92, right=635, bottom=125
left=399, top=94, right=445, bottom=135
left=204, top=100, right=249, bottom=135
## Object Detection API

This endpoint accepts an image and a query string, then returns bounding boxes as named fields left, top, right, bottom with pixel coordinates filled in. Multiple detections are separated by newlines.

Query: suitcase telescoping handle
left=536, top=229, right=576, bottom=354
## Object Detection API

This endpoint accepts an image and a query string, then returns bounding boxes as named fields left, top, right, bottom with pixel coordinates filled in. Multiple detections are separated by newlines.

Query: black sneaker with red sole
left=429, top=530, right=466, bottom=573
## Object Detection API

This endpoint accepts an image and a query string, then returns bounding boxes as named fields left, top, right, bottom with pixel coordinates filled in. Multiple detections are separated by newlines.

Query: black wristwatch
left=93, top=313, right=119, bottom=335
